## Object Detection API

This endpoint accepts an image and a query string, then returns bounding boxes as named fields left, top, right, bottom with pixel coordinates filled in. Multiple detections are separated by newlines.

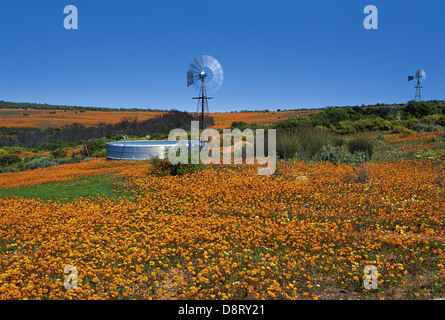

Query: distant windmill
left=408, top=69, right=426, bottom=101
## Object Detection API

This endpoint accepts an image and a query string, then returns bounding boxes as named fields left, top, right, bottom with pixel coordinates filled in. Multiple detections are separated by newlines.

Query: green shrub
left=92, top=148, right=107, bottom=157
left=391, top=126, right=413, bottom=135
left=72, top=154, right=83, bottom=161
left=149, top=152, right=206, bottom=177
left=421, top=114, right=445, bottom=126
left=83, top=157, right=93, bottom=162
left=276, top=126, right=342, bottom=160
left=149, top=132, right=168, bottom=140
left=301, top=126, right=339, bottom=157
left=411, top=123, right=443, bottom=132
left=16, top=161, right=29, bottom=171
left=347, top=139, right=375, bottom=160
left=276, top=131, right=302, bottom=159
left=404, top=101, right=438, bottom=118
left=312, top=145, right=366, bottom=164
left=0, top=155, right=21, bottom=166
left=86, top=138, right=107, bottom=153
left=50, top=149, right=67, bottom=159
left=28, top=157, right=54, bottom=169
left=376, top=134, right=386, bottom=141
left=5, top=146, right=24, bottom=154
left=58, top=157, right=75, bottom=165
left=273, top=118, right=311, bottom=130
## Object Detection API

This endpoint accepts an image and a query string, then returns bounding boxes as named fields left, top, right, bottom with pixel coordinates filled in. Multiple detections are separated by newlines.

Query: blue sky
left=0, top=0, right=444, bottom=112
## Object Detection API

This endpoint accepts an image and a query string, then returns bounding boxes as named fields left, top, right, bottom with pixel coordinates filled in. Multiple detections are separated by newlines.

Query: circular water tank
left=106, top=140, right=201, bottom=160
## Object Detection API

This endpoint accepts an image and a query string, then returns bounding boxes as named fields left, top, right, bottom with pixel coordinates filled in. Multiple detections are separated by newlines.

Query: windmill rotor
left=416, top=69, right=426, bottom=81
left=187, top=55, right=224, bottom=94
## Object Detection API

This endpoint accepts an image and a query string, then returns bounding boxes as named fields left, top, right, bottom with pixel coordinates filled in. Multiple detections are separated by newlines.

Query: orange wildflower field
left=0, top=131, right=444, bottom=300
left=0, top=108, right=319, bottom=130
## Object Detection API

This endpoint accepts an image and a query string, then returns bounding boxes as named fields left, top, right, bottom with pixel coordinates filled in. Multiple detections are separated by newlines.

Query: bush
left=0, top=155, right=21, bottom=166
left=86, top=138, right=107, bottom=153
left=276, top=126, right=342, bottom=160
left=273, top=118, right=311, bottom=130
left=50, top=149, right=67, bottom=159
left=421, top=114, right=445, bottom=126
left=404, top=101, right=438, bottom=118
left=312, top=145, right=366, bottom=164
left=149, top=152, right=206, bottom=177
left=301, top=126, right=340, bottom=158
left=149, top=132, right=168, bottom=140
left=83, top=157, right=93, bottom=162
left=276, top=131, right=302, bottom=160
left=92, top=148, right=107, bottom=157
left=347, top=139, right=375, bottom=160
left=411, top=123, right=443, bottom=132
left=58, top=157, right=75, bottom=165
left=28, top=157, right=54, bottom=169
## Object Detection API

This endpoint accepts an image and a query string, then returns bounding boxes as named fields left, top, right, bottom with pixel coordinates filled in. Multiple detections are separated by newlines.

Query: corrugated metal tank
left=106, top=141, right=201, bottom=160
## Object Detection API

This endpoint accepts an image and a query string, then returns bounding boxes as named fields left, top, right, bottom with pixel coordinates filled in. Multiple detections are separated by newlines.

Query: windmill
left=408, top=69, right=426, bottom=101
left=187, top=55, right=223, bottom=131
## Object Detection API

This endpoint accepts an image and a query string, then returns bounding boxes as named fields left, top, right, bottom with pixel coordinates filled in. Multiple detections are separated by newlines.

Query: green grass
left=0, top=174, right=136, bottom=203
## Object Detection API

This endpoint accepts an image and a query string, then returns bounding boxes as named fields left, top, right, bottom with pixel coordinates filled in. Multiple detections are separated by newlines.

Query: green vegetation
left=411, top=123, right=443, bottom=132
left=0, top=155, right=21, bottom=166
left=0, top=100, right=164, bottom=112
left=0, top=174, right=135, bottom=203
left=269, top=100, right=445, bottom=135
left=276, top=126, right=344, bottom=161
left=347, top=138, right=375, bottom=161
left=312, top=145, right=366, bottom=164
left=149, top=152, right=206, bottom=177
left=230, top=121, right=265, bottom=131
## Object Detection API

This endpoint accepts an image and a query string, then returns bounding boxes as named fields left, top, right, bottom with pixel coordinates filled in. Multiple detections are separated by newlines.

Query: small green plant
left=50, top=149, right=67, bottom=159
left=92, top=148, right=107, bottom=157
left=376, top=134, right=386, bottom=141
left=149, top=151, right=206, bottom=177
left=276, top=132, right=302, bottom=160
left=349, top=161, right=372, bottom=183
left=312, top=145, right=366, bottom=164
left=411, top=123, right=443, bottom=132
left=347, top=138, right=375, bottom=161
left=0, top=155, right=21, bottom=166
left=28, top=157, right=54, bottom=169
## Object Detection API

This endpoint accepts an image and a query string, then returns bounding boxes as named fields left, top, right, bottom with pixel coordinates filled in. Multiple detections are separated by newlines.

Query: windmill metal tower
left=187, top=55, right=224, bottom=131
left=408, top=69, right=426, bottom=101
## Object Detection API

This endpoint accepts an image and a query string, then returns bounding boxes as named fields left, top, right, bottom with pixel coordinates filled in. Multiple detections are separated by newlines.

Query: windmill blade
left=416, top=69, right=426, bottom=80
left=187, top=71, right=194, bottom=87
left=189, top=57, right=204, bottom=75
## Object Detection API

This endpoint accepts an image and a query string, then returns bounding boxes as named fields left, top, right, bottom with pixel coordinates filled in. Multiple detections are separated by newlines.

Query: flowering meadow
left=0, top=132, right=444, bottom=300
left=0, top=108, right=316, bottom=130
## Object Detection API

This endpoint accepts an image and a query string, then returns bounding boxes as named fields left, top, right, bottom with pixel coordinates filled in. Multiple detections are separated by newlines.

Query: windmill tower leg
left=201, top=79, right=205, bottom=132
left=415, top=77, right=422, bottom=101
